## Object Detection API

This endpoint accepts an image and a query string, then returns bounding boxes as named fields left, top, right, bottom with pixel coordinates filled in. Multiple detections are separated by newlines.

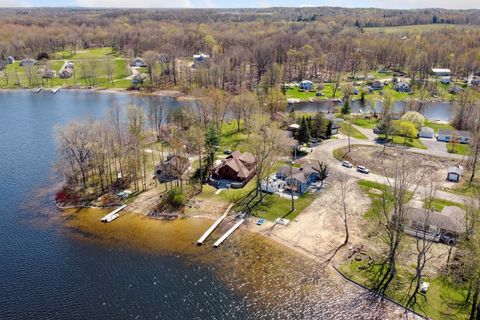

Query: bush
left=165, top=188, right=187, bottom=209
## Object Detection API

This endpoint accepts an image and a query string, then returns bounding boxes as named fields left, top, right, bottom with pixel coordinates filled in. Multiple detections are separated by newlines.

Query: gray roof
left=438, top=129, right=471, bottom=138
left=448, top=166, right=463, bottom=175
left=278, top=165, right=318, bottom=183
left=420, top=127, right=434, bottom=133
left=404, top=207, right=466, bottom=234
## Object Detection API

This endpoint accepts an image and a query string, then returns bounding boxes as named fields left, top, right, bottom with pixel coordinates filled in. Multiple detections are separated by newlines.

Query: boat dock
left=100, top=204, right=127, bottom=223
left=51, top=87, right=60, bottom=94
left=213, top=218, right=245, bottom=248
left=34, top=87, right=43, bottom=93
left=197, top=204, right=233, bottom=245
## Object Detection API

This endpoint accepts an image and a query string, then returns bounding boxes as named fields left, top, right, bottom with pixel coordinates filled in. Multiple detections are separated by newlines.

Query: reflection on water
left=64, top=209, right=409, bottom=319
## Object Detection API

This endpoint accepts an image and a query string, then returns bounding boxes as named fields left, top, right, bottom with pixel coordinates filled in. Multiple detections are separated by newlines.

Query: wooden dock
left=197, top=204, right=233, bottom=245
left=100, top=204, right=127, bottom=223
left=213, top=218, right=245, bottom=248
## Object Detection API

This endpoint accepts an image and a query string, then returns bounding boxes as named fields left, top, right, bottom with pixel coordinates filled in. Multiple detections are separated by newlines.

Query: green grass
left=353, top=118, right=378, bottom=129
left=424, top=120, right=454, bottom=133
left=357, top=180, right=392, bottom=219
left=339, top=260, right=470, bottom=320
left=251, top=192, right=316, bottom=221
left=378, top=134, right=427, bottom=149
left=339, top=122, right=368, bottom=139
left=217, top=121, right=249, bottom=154
left=285, top=83, right=343, bottom=101
left=54, top=47, right=120, bottom=60
left=424, top=198, right=464, bottom=212
left=447, top=143, right=470, bottom=156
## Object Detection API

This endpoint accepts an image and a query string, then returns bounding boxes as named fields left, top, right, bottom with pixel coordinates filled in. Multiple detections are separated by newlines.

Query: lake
left=0, top=90, right=407, bottom=319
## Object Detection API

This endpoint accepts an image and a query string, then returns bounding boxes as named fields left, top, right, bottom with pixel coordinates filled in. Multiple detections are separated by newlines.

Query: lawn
left=424, top=198, right=464, bottom=212
left=447, top=143, right=470, bottom=156
left=339, top=122, right=368, bottom=139
left=378, top=134, right=427, bottom=149
left=217, top=121, right=249, bottom=154
left=357, top=180, right=392, bottom=219
left=251, top=192, right=316, bottom=221
left=353, top=118, right=378, bottom=129
left=285, top=83, right=343, bottom=101
left=339, top=259, right=470, bottom=320
left=424, top=120, right=454, bottom=133
left=364, top=24, right=474, bottom=34
left=54, top=47, right=121, bottom=60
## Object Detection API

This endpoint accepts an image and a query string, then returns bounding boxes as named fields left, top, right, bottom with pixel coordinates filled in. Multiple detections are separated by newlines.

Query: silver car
left=342, top=161, right=353, bottom=168
left=356, top=165, right=370, bottom=174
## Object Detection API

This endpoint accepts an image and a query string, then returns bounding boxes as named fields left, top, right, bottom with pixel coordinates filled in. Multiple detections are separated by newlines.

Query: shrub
left=165, top=188, right=187, bottom=209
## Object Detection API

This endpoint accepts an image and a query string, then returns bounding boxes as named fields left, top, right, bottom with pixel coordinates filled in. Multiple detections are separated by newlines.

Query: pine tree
left=297, top=116, right=311, bottom=144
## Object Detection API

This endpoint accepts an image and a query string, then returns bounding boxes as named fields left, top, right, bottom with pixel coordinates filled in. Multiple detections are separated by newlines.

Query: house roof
left=419, top=126, right=434, bottom=133
left=278, top=165, right=318, bottom=184
left=404, top=207, right=466, bottom=234
left=432, top=68, right=451, bottom=73
left=438, top=129, right=471, bottom=138
left=300, top=80, right=313, bottom=84
left=448, top=166, right=463, bottom=175
left=212, top=151, right=255, bottom=180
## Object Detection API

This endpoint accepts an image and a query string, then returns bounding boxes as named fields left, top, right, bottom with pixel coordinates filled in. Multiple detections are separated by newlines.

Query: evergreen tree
left=204, top=124, right=220, bottom=173
left=341, top=99, right=351, bottom=115
left=297, top=116, right=311, bottom=144
left=310, top=112, right=329, bottom=139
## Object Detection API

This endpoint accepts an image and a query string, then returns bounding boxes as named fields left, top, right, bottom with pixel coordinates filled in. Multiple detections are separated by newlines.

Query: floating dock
left=101, top=204, right=127, bottom=223
left=51, top=87, right=60, bottom=94
left=34, top=87, right=43, bottom=93
left=213, top=218, right=245, bottom=248
left=197, top=204, right=233, bottom=245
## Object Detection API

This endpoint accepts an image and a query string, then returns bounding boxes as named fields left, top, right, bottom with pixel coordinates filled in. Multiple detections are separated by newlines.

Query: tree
left=341, top=99, right=351, bottom=115
left=310, top=112, right=329, bottom=139
left=393, top=120, right=418, bottom=144
left=204, top=124, right=220, bottom=176
left=401, top=111, right=425, bottom=129
left=296, top=116, right=311, bottom=144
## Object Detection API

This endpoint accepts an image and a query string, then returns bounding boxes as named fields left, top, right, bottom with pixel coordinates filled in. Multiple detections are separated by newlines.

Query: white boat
left=309, top=98, right=314, bottom=103
left=51, top=87, right=60, bottom=94
left=34, top=87, right=43, bottom=93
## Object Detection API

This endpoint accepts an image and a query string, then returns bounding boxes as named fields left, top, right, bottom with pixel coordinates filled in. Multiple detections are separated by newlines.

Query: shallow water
left=0, top=90, right=406, bottom=319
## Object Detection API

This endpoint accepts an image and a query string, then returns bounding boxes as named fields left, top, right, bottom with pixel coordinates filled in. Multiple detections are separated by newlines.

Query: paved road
left=307, top=137, right=469, bottom=204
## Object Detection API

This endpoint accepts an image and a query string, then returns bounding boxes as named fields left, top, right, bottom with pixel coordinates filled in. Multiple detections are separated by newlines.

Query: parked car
left=356, top=165, right=370, bottom=174
left=342, top=161, right=353, bottom=168
left=223, top=149, right=232, bottom=155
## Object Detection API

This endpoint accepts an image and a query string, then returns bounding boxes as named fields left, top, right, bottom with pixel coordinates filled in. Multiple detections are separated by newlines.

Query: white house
left=193, top=53, right=209, bottom=63
left=432, top=68, right=451, bottom=77
left=131, top=57, right=146, bottom=67
left=395, top=81, right=410, bottom=92
left=447, top=166, right=463, bottom=183
left=299, top=80, right=314, bottom=91
left=437, top=130, right=471, bottom=144
left=418, top=127, right=434, bottom=139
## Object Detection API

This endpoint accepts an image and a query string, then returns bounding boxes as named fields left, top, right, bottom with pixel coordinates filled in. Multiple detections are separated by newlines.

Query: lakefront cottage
left=276, top=165, right=319, bottom=195
left=432, top=68, right=451, bottom=77
left=131, top=57, right=146, bottom=67
left=299, top=80, right=314, bottom=91
left=210, top=151, right=256, bottom=188
left=155, top=155, right=190, bottom=183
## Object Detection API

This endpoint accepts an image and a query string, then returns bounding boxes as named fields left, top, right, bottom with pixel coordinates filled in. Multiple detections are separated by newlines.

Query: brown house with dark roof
left=211, top=151, right=256, bottom=186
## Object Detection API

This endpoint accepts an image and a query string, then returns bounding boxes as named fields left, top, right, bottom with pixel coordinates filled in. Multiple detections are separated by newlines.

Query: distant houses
left=7, top=56, right=14, bottom=64
left=432, top=68, right=451, bottom=77
left=471, top=76, right=480, bottom=87
left=299, top=80, right=314, bottom=91
left=20, top=58, right=36, bottom=67
left=437, top=129, right=471, bottom=144
left=440, top=76, right=451, bottom=84
left=41, top=69, right=56, bottom=79
left=371, top=80, right=384, bottom=90
left=193, top=53, right=209, bottom=68
left=210, top=151, right=256, bottom=188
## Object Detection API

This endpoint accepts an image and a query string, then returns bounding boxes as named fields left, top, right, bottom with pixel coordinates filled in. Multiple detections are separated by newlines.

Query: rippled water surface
left=0, top=90, right=404, bottom=320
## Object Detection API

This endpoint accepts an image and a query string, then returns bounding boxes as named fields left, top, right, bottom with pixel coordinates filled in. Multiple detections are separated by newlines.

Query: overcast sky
left=0, top=0, right=479, bottom=9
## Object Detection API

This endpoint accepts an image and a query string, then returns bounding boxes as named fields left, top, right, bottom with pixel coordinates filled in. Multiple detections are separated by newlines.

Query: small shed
left=419, top=127, right=434, bottom=139
left=131, top=57, right=146, bottom=67
left=447, top=166, right=463, bottom=183
left=371, top=80, right=384, bottom=90
left=440, top=76, right=451, bottom=84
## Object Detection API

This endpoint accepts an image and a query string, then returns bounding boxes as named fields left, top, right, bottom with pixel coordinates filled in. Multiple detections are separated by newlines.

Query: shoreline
left=0, top=86, right=196, bottom=101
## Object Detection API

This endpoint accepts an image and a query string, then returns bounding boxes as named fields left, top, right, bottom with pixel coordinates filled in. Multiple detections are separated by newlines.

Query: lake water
left=0, top=90, right=407, bottom=319
left=289, top=99, right=454, bottom=122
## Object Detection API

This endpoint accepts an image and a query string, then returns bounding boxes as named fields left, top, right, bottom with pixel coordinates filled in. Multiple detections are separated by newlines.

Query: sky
left=0, top=0, right=479, bottom=9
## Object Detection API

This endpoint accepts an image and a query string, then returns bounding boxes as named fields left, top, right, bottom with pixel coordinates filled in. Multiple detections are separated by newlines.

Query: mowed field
left=365, top=23, right=476, bottom=34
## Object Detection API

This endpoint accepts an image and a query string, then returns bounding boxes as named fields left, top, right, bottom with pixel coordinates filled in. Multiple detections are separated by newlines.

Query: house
left=65, top=61, right=74, bottom=69
left=7, top=56, right=14, bottom=64
left=395, top=81, right=410, bottom=92
left=440, top=76, right=451, bottom=84
left=449, top=85, right=464, bottom=95
left=193, top=53, right=209, bottom=63
left=432, top=68, right=451, bottom=77
left=299, top=80, right=314, bottom=91
left=470, top=76, right=480, bottom=87
left=211, top=151, right=256, bottom=188
left=371, top=80, right=384, bottom=90
left=41, top=69, right=56, bottom=79
left=447, top=166, right=463, bottom=183
left=60, top=68, right=73, bottom=79
left=131, top=57, right=146, bottom=67
left=288, top=123, right=301, bottom=131
left=276, top=164, right=319, bottom=195
left=400, top=206, right=466, bottom=244
left=20, top=59, right=36, bottom=67
left=331, top=118, right=342, bottom=135
left=437, top=129, right=471, bottom=144
left=418, top=127, right=434, bottom=139
left=260, top=176, right=286, bottom=193
left=377, top=67, right=391, bottom=74
left=155, top=154, right=190, bottom=182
